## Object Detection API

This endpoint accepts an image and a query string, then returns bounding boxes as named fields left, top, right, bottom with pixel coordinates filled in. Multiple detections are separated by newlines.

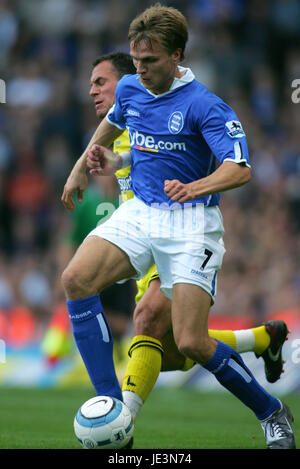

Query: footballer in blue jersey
left=62, top=4, right=295, bottom=449
left=107, top=67, right=250, bottom=208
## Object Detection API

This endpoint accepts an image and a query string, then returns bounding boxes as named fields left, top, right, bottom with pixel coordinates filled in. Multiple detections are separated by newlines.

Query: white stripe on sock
left=234, top=329, right=255, bottom=353
left=96, top=313, right=110, bottom=343
left=228, top=358, right=252, bottom=383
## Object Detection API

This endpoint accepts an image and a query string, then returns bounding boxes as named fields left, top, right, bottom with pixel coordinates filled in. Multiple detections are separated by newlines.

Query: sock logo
left=69, top=310, right=93, bottom=320
left=211, top=358, right=227, bottom=374
left=126, top=376, right=136, bottom=387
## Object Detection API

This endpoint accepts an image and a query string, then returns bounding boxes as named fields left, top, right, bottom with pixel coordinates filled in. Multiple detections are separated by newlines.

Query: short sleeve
left=199, top=101, right=250, bottom=167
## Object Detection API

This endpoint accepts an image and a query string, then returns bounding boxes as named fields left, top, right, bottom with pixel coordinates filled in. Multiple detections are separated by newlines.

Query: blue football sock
left=67, top=294, right=122, bottom=401
left=203, top=340, right=280, bottom=420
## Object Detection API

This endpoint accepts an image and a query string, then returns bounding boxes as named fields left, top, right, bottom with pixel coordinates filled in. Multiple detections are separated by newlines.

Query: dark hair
left=92, top=52, right=136, bottom=79
left=128, top=3, right=188, bottom=61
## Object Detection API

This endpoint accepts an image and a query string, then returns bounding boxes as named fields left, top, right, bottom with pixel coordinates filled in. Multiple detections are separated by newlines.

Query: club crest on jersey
left=168, top=111, right=184, bottom=134
left=225, top=120, right=245, bottom=138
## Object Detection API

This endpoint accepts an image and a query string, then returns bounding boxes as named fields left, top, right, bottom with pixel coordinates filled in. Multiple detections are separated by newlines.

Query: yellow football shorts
left=135, top=264, right=160, bottom=303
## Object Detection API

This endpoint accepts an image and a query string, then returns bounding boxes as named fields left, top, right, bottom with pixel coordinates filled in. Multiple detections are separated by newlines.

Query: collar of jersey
left=137, top=66, right=195, bottom=97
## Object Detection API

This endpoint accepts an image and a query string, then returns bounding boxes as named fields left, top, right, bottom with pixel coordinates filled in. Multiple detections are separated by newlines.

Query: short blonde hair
left=128, top=3, right=188, bottom=61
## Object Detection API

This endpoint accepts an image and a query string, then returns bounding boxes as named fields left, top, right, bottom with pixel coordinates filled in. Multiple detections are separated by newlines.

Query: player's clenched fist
left=87, top=144, right=122, bottom=176
left=164, top=179, right=195, bottom=203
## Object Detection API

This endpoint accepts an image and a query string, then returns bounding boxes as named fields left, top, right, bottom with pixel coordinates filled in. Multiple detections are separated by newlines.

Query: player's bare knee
left=61, top=266, right=95, bottom=299
left=176, top=335, right=214, bottom=364
left=176, top=339, right=194, bottom=361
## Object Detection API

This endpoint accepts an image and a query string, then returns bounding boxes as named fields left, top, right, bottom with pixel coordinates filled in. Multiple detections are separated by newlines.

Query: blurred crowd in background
left=0, top=0, right=300, bottom=351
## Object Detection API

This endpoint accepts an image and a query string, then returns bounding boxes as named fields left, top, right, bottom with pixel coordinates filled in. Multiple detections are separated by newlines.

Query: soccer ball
left=74, top=396, right=134, bottom=449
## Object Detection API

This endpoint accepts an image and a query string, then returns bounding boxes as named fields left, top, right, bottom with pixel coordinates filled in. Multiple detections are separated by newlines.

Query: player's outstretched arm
left=61, top=119, right=122, bottom=210
left=164, top=161, right=251, bottom=203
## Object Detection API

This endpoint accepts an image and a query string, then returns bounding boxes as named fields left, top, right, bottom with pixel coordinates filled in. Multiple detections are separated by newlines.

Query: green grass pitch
left=0, top=386, right=298, bottom=449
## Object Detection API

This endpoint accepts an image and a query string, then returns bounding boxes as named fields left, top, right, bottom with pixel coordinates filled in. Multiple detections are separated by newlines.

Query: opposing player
left=61, top=6, right=295, bottom=449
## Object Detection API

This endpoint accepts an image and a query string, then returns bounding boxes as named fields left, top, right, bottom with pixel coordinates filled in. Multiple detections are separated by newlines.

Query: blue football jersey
left=107, top=68, right=250, bottom=208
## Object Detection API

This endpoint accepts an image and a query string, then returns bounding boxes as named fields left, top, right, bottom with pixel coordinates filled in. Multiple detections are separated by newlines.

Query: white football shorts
left=87, top=197, right=226, bottom=302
